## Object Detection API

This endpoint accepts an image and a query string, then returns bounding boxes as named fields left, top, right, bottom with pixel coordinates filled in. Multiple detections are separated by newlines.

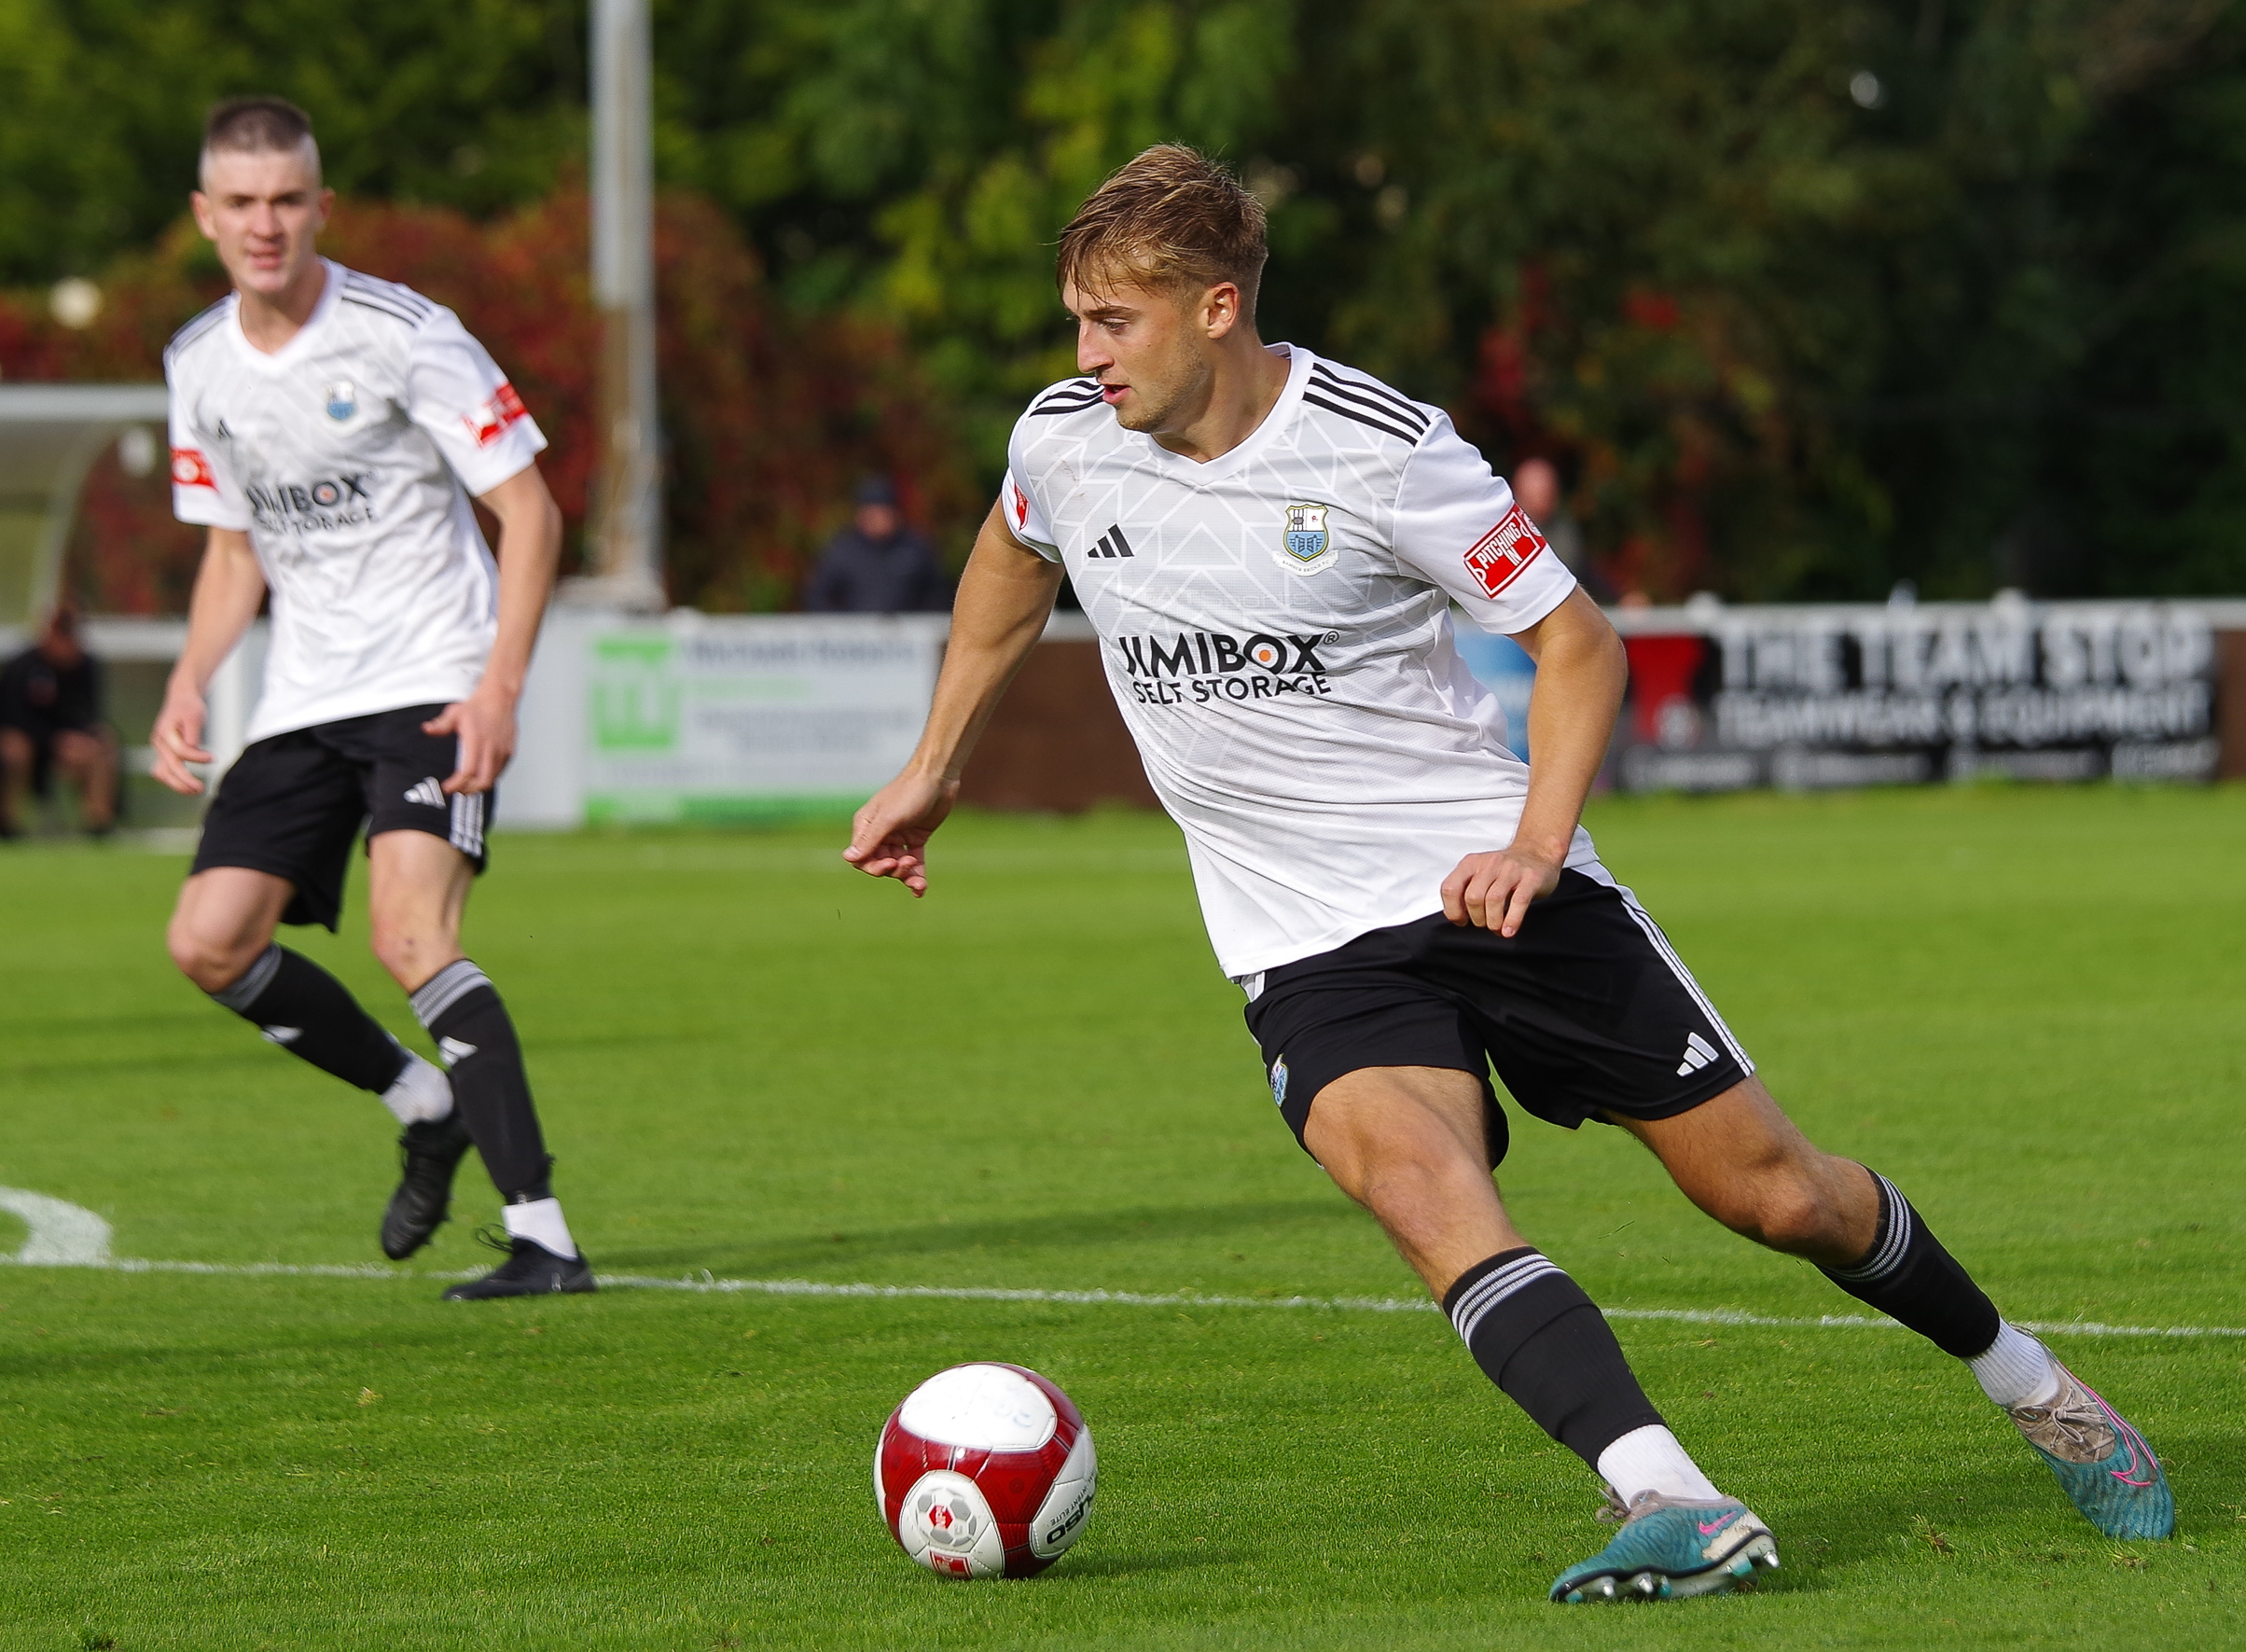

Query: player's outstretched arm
left=426, top=464, right=563, bottom=795
left=846, top=501, right=1063, bottom=896
left=1441, top=587, right=1626, bottom=935
left=151, top=528, right=268, bottom=796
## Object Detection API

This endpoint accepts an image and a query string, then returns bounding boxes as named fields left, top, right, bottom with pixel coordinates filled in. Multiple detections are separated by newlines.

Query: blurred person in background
left=0, top=604, right=118, bottom=840
left=1511, top=456, right=1612, bottom=604
left=154, top=96, right=589, bottom=1300
left=803, top=475, right=951, bottom=613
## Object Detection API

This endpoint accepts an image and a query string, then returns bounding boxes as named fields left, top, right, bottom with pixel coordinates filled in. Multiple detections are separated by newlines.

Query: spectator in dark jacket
left=803, top=476, right=951, bottom=613
left=0, top=604, right=118, bottom=838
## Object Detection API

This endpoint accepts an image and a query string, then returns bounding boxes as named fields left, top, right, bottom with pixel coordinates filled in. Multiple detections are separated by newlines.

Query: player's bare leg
left=368, top=829, right=589, bottom=1297
left=50, top=727, right=118, bottom=834
left=0, top=728, right=35, bottom=836
left=1621, top=1077, right=2172, bottom=1540
left=169, top=860, right=454, bottom=1181
left=1305, top=1066, right=1777, bottom=1601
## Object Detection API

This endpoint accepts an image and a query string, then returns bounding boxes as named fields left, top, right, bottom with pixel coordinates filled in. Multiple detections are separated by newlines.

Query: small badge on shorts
left=1269, top=1056, right=1290, bottom=1107
left=403, top=776, right=446, bottom=809
left=326, top=380, right=357, bottom=422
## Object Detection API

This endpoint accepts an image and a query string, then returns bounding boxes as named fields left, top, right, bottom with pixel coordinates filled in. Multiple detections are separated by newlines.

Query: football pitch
left=3, top=784, right=2242, bottom=1650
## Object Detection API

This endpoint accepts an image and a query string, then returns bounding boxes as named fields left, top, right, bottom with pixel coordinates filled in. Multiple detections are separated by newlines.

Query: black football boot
left=380, top=1111, right=477, bottom=1260
left=441, top=1229, right=597, bottom=1300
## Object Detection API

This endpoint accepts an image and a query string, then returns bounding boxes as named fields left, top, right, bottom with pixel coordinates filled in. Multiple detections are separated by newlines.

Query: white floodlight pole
left=583, top=0, right=665, bottom=610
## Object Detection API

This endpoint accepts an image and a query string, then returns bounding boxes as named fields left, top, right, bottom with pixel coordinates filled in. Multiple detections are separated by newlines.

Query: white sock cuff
left=1596, top=1423, right=1724, bottom=1506
left=379, top=1051, right=455, bottom=1127
left=1968, top=1322, right=2062, bottom=1409
left=502, top=1197, right=578, bottom=1260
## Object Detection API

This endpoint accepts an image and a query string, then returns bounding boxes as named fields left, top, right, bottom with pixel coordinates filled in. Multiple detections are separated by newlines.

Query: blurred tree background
left=0, top=0, right=2239, bottom=607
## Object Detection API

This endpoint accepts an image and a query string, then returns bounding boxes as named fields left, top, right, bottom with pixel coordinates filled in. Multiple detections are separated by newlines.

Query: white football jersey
left=166, top=259, right=548, bottom=743
left=1003, top=343, right=1596, bottom=979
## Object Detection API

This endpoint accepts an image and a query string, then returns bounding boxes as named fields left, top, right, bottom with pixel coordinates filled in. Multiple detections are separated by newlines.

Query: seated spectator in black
left=0, top=605, right=118, bottom=839
left=803, top=476, right=951, bottom=613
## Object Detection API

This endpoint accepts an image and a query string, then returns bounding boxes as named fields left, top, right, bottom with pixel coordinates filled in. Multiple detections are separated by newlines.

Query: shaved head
left=199, top=96, right=321, bottom=190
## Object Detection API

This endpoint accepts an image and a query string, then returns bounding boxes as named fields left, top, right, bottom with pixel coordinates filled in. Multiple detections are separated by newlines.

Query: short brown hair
left=1056, top=145, right=1268, bottom=315
left=201, top=97, right=319, bottom=176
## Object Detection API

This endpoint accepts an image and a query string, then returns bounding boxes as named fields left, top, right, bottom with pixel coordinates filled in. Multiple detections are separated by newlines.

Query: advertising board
left=1613, top=600, right=2221, bottom=792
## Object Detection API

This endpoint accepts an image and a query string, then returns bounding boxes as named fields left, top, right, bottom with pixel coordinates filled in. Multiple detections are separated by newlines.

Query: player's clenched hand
left=1441, top=843, right=1563, bottom=937
left=844, top=770, right=958, bottom=898
left=426, top=690, right=517, bottom=795
left=150, top=685, right=214, bottom=796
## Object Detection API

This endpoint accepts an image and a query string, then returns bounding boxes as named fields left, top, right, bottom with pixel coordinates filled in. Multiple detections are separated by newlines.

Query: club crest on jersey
left=325, top=380, right=357, bottom=421
left=1282, top=502, right=1333, bottom=570
left=1463, top=505, right=1548, bottom=598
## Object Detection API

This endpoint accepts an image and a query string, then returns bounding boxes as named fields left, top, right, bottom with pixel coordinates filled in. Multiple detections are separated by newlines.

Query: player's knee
left=168, top=915, right=255, bottom=993
left=1715, top=1171, right=1839, bottom=1255
left=367, top=921, right=437, bottom=988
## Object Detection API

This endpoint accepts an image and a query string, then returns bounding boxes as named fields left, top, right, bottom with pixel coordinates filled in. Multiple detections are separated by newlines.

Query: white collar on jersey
left=1134, top=341, right=1313, bottom=483
left=226, top=257, right=347, bottom=374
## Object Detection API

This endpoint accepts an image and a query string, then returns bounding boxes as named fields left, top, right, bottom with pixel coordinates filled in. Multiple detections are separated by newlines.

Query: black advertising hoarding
left=1615, top=600, right=2224, bottom=792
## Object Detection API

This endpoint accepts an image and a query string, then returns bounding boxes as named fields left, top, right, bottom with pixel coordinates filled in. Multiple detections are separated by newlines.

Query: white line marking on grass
left=0, top=1187, right=112, bottom=1265
left=5, top=1246, right=2241, bottom=1340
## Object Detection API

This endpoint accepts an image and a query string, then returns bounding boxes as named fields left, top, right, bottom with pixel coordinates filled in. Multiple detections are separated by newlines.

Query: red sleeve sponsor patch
left=464, top=381, right=529, bottom=448
left=1463, top=505, right=1548, bottom=599
left=1009, top=480, right=1031, bottom=530
left=171, top=447, right=217, bottom=489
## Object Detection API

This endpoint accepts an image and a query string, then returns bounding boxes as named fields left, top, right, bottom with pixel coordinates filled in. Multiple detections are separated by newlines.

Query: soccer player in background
left=152, top=98, right=591, bottom=1300
left=848, top=146, right=2171, bottom=1603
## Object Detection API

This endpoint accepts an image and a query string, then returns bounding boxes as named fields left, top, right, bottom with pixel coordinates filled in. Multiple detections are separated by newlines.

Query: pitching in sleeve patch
left=1009, top=480, right=1031, bottom=531
left=171, top=447, right=217, bottom=489
left=1463, top=505, right=1548, bottom=598
left=464, top=381, right=529, bottom=448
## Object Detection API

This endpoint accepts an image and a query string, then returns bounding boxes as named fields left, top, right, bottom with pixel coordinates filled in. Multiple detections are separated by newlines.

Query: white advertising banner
left=513, top=612, right=947, bottom=826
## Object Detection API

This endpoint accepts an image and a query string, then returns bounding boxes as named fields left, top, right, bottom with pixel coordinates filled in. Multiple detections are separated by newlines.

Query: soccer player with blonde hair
left=850, top=145, right=2170, bottom=1602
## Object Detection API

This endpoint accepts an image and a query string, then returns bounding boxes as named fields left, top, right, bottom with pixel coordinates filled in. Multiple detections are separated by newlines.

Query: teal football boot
left=2009, top=1364, right=2173, bottom=1540
left=1548, top=1491, right=1779, bottom=1603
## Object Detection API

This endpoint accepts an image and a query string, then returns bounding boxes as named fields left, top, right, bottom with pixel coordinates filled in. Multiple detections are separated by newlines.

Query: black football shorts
left=1241, top=868, right=1752, bottom=1164
left=189, top=703, right=492, bottom=930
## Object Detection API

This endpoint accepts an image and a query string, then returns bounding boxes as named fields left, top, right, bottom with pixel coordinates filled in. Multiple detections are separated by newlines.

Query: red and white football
left=874, top=1362, right=1097, bottom=1579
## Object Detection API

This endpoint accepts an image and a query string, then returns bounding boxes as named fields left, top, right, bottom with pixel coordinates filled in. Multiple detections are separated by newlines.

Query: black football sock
left=1818, top=1168, right=2003, bottom=1358
left=1444, top=1247, right=1667, bottom=1470
left=409, top=958, right=551, bottom=1200
left=211, top=944, right=409, bottom=1094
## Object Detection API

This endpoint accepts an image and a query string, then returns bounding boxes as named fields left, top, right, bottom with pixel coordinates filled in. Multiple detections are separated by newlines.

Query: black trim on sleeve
left=342, top=271, right=433, bottom=319
left=340, top=291, right=429, bottom=329
left=1309, top=366, right=1429, bottom=434
left=164, top=298, right=233, bottom=363
left=1030, top=382, right=1107, bottom=416
left=1302, top=391, right=1423, bottom=447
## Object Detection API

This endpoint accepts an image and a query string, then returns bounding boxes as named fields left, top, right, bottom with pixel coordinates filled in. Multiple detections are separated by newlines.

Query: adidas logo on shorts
left=403, top=776, right=446, bottom=809
left=1676, top=1032, right=1721, bottom=1076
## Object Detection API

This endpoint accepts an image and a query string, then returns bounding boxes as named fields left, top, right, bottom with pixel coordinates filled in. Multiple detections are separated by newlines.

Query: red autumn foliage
left=1, top=191, right=977, bottom=614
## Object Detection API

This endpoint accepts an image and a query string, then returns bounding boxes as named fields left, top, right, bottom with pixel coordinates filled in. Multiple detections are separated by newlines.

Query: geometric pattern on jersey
left=1241, top=869, right=1754, bottom=1159
left=188, top=704, right=494, bottom=932
left=166, top=259, right=547, bottom=742
left=1003, top=343, right=1583, bottom=978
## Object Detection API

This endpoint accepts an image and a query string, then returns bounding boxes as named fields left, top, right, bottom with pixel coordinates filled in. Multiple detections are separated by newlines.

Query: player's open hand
left=150, top=685, right=214, bottom=796
left=844, top=770, right=958, bottom=897
left=1441, top=843, right=1563, bottom=937
left=426, top=690, right=517, bottom=795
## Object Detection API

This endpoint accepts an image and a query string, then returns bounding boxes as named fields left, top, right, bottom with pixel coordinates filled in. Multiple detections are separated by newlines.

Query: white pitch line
left=2, top=1250, right=2241, bottom=1340
left=0, top=1186, right=111, bottom=1265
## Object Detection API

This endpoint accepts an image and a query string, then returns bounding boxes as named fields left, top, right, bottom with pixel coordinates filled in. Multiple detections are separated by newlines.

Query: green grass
left=3, top=784, right=2245, bottom=1649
